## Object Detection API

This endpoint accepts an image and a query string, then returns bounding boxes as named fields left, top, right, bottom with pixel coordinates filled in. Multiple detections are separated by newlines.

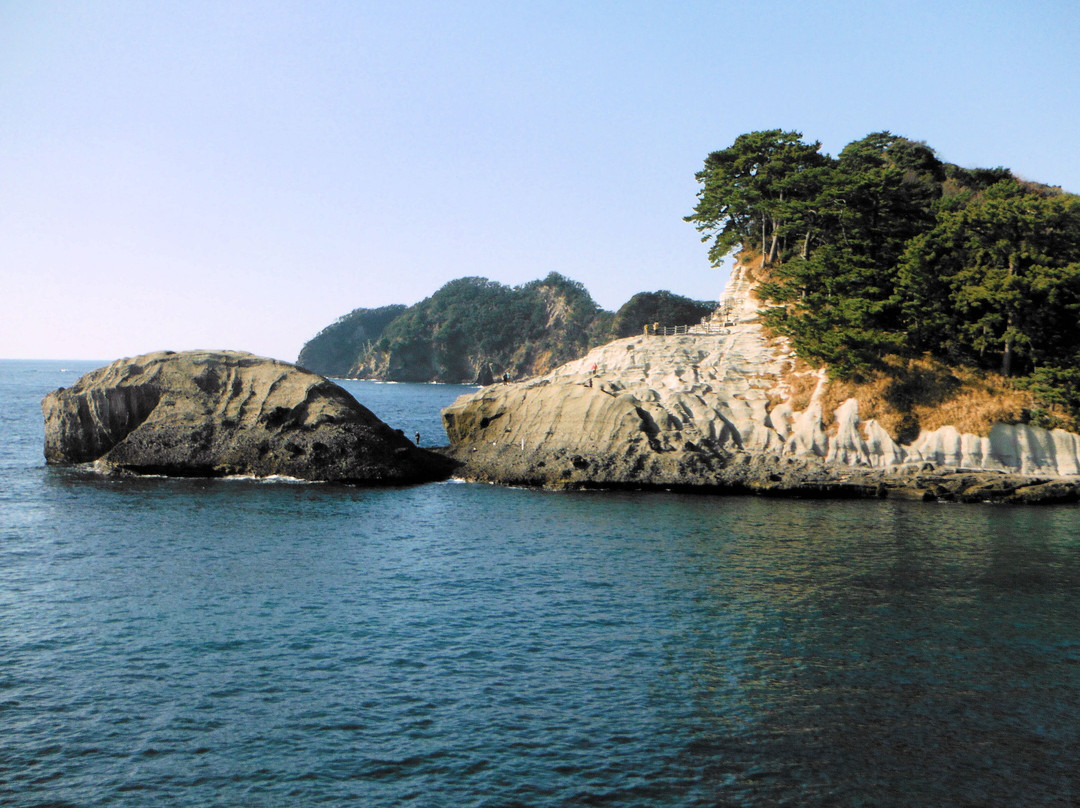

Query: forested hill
left=687, top=130, right=1080, bottom=429
left=297, top=274, right=714, bottom=383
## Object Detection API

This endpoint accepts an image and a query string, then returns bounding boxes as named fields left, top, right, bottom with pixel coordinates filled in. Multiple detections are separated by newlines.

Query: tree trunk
left=1002, top=256, right=1017, bottom=376
left=767, top=216, right=780, bottom=264
left=802, top=228, right=812, bottom=260
left=1002, top=309, right=1016, bottom=376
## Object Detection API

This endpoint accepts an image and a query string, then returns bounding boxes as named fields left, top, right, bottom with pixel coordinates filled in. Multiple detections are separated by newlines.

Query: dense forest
left=295, top=305, right=407, bottom=379
left=687, top=130, right=1080, bottom=426
left=298, top=274, right=714, bottom=382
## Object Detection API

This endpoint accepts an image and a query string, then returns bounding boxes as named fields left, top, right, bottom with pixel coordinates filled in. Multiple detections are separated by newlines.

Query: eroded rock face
left=43, top=350, right=455, bottom=484
left=442, top=263, right=1080, bottom=486
left=825, top=406, right=1080, bottom=476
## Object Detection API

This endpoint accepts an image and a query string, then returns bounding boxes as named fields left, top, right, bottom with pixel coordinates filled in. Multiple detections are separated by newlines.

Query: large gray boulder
left=42, top=349, right=456, bottom=484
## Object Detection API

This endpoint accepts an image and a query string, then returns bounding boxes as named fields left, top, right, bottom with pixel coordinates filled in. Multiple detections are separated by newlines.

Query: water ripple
left=5, top=364, right=1080, bottom=805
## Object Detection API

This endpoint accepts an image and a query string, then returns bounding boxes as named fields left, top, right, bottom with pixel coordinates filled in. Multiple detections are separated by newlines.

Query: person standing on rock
left=415, top=432, right=421, bottom=446
left=503, top=372, right=509, bottom=384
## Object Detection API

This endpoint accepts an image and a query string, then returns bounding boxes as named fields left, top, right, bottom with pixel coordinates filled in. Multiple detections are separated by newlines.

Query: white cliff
left=443, top=262, right=1080, bottom=478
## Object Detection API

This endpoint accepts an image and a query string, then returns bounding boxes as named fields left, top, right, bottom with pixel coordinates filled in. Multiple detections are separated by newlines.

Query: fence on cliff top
left=650, top=320, right=731, bottom=336
left=648, top=299, right=739, bottom=336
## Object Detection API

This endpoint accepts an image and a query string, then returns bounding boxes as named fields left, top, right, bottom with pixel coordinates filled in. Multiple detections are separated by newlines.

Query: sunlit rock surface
left=442, top=263, right=1080, bottom=492
left=43, top=350, right=455, bottom=484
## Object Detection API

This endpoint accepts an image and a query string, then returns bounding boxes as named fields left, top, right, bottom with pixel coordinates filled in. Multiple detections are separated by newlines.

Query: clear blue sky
left=3, top=0, right=1078, bottom=362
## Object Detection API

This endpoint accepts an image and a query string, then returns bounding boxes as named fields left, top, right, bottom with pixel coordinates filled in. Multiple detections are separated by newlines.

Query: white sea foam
left=222, top=473, right=317, bottom=484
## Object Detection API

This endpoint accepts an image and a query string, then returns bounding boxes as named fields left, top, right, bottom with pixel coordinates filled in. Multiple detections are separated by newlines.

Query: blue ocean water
left=3, top=359, right=1080, bottom=806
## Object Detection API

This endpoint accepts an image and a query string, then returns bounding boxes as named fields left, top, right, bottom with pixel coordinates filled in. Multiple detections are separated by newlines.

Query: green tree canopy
left=609, top=291, right=716, bottom=339
left=685, top=130, right=828, bottom=265
left=899, top=180, right=1080, bottom=376
left=296, top=304, right=408, bottom=377
left=692, top=129, right=1080, bottom=418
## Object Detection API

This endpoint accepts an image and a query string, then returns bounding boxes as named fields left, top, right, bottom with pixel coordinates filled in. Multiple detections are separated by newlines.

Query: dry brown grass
left=772, top=357, right=821, bottom=413
left=734, top=250, right=772, bottom=290
left=734, top=249, right=1043, bottom=438
left=817, top=355, right=1035, bottom=439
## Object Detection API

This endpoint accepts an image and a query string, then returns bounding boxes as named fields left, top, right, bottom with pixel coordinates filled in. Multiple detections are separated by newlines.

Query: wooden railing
left=653, top=324, right=689, bottom=336
left=647, top=302, right=740, bottom=336
left=647, top=321, right=732, bottom=336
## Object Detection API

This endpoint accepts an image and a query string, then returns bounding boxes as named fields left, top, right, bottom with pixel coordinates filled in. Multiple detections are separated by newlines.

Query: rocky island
left=440, top=130, right=1080, bottom=505
left=440, top=261, right=1080, bottom=504
left=42, top=350, right=456, bottom=484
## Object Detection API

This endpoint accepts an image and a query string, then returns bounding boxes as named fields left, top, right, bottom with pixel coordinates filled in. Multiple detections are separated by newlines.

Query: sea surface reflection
left=3, top=361, right=1080, bottom=806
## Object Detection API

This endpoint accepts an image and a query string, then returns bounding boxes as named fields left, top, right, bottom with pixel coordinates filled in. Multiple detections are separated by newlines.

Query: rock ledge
left=438, top=443, right=1080, bottom=505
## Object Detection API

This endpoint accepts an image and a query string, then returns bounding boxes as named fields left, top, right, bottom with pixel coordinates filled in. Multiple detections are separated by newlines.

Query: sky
left=2, top=0, right=1079, bottom=362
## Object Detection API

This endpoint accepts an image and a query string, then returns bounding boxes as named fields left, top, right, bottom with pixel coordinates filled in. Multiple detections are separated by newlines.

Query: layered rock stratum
left=441, top=264, right=1080, bottom=503
left=42, top=350, right=455, bottom=484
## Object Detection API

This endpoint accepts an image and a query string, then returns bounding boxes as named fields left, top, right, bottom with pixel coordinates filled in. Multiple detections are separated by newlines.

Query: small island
left=42, top=350, right=456, bottom=484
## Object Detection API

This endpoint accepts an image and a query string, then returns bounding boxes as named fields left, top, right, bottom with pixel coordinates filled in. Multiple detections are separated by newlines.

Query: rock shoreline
left=436, top=443, right=1080, bottom=505
left=437, top=261, right=1080, bottom=504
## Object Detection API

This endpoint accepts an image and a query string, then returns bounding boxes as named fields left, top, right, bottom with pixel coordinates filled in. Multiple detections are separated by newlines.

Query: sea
left=3, top=359, right=1080, bottom=807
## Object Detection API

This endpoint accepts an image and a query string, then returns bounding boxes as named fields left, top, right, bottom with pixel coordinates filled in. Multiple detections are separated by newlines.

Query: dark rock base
left=436, top=443, right=1080, bottom=505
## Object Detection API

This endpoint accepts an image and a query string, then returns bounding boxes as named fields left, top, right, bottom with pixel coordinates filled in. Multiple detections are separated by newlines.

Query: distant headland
left=296, top=273, right=715, bottom=384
